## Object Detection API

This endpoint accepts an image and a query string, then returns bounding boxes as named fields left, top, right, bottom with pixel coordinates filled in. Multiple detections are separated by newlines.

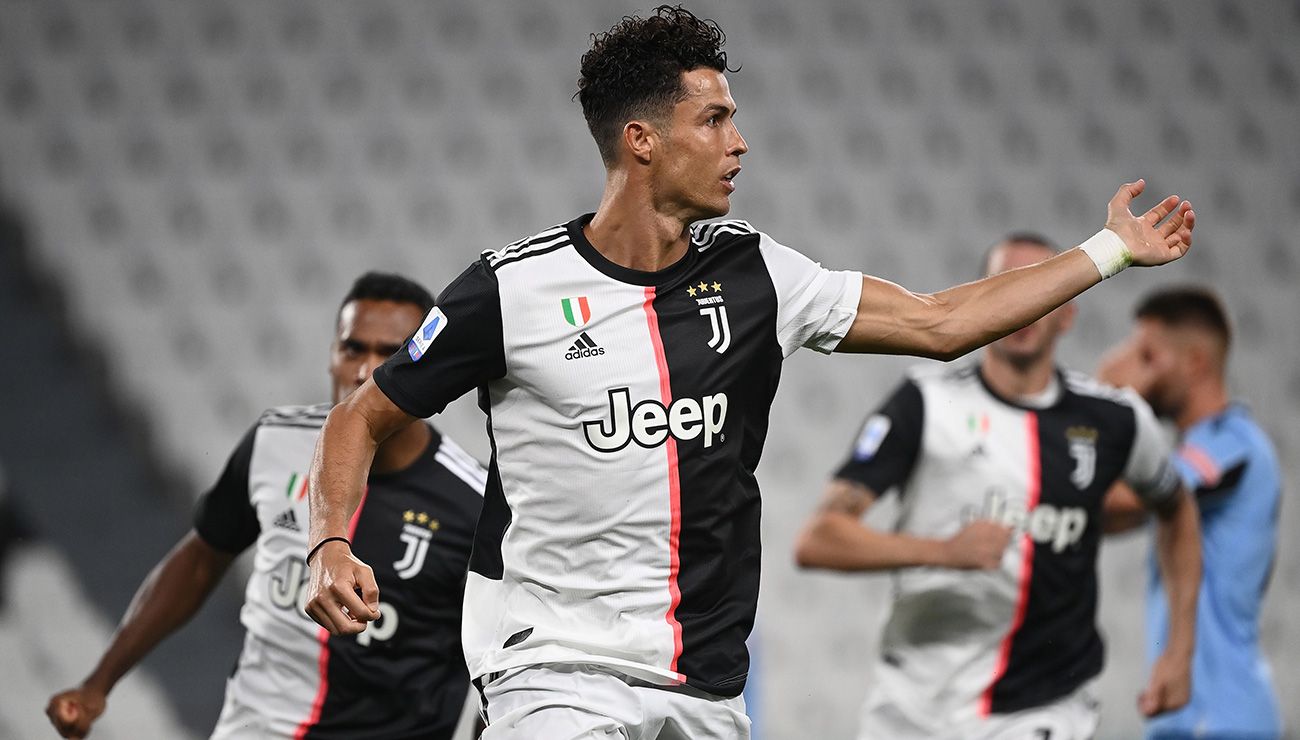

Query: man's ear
left=623, top=120, right=657, bottom=164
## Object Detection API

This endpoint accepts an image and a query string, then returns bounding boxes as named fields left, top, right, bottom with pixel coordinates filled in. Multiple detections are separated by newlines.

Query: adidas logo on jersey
left=272, top=508, right=300, bottom=532
left=565, top=332, right=606, bottom=360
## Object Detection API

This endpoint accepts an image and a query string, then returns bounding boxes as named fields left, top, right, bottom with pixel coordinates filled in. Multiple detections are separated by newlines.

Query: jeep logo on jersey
left=583, top=387, right=728, bottom=452
left=407, top=307, right=448, bottom=361
left=1067, top=426, right=1099, bottom=489
left=967, top=490, right=1089, bottom=553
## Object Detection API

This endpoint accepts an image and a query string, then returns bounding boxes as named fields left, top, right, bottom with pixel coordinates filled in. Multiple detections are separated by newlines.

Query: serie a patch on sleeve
left=853, top=414, right=891, bottom=461
left=408, top=307, right=449, bottom=361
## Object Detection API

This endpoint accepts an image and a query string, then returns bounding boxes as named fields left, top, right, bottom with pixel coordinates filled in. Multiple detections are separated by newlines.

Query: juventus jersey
left=835, top=365, right=1180, bottom=730
left=193, top=404, right=486, bottom=739
left=373, top=214, right=862, bottom=697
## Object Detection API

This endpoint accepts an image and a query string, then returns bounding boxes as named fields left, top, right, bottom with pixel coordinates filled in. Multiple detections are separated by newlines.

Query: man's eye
left=707, top=115, right=718, bottom=126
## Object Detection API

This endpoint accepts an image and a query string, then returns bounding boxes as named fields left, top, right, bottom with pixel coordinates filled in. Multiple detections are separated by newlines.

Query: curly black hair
left=337, top=271, right=435, bottom=324
left=577, top=5, right=732, bottom=165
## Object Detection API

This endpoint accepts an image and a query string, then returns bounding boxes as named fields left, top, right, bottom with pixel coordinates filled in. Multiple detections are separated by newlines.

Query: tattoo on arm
left=820, top=480, right=877, bottom=518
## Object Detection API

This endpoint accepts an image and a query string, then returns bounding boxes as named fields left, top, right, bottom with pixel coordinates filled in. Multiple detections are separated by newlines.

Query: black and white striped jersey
left=835, top=365, right=1180, bottom=730
left=194, top=404, right=486, bottom=739
left=373, top=213, right=862, bottom=698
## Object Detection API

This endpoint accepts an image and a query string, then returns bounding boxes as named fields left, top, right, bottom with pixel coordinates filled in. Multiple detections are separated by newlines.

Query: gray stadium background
left=0, top=1, right=1295, bottom=738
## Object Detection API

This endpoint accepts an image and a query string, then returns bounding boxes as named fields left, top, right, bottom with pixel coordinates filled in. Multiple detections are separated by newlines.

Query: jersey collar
left=976, top=365, right=1066, bottom=411
left=567, top=213, right=700, bottom=288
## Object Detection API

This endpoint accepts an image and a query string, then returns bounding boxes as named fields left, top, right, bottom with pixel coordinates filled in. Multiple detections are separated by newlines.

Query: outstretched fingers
left=1109, top=179, right=1146, bottom=213
left=1143, top=195, right=1183, bottom=227
left=1157, top=201, right=1192, bottom=237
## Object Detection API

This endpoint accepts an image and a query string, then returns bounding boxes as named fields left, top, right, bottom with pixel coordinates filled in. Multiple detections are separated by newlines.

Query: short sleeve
left=757, top=233, right=863, bottom=357
left=372, top=258, right=507, bottom=419
left=193, top=424, right=260, bottom=554
left=1121, top=393, right=1182, bottom=509
left=834, top=379, right=925, bottom=495
left=1175, top=435, right=1250, bottom=501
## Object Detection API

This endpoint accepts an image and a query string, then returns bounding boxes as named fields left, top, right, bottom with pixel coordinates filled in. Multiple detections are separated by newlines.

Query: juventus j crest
left=687, top=278, right=730, bottom=354
left=394, top=511, right=440, bottom=579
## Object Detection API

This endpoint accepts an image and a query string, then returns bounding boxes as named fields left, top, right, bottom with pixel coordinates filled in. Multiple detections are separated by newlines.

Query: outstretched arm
left=46, top=532, right=236, bottom=739
left=794, top=479, right=1011, bottom=571
left=837, top=180, right=1195, bottom=359
left=1140, top=488, right=1201, bottom=717
left=304, top=378, right=415, bottom=635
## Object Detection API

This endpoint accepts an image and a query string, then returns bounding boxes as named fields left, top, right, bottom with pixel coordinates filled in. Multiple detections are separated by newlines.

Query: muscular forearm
left=308, top=400, right=384, bottom=545
left=928, top=248, right=1101, bottom=359
left=795, top=513, right=946, bottom=571
left=840, top=248, right=1101, bottom=359
left=1155, top=494, right=1201, bottom=661
left=84, top=532, right=232, bottom=695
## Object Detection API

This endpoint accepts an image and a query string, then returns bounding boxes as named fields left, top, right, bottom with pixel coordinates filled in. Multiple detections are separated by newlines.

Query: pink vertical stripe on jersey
left=295, top=486, right=371, bottom=739
left=642, top=286, right=686, bottom=683
left=980, top=412, right=1041, bottom=716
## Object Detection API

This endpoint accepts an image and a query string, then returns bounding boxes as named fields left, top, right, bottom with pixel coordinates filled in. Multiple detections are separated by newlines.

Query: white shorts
left=479, top=663, right=752, bottom=740
left=859, top=683, right=1100, bottom=740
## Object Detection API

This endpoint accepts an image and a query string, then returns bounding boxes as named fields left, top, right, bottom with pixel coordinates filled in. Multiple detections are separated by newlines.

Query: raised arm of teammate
left=1140, top=486, right=1201, bottom=717
left=836, top=180, right=1195, bottom=359
left=794, top=478, right=1012, bottom=572
left=303, top=378, right=413, bottom=635
left=45, top=532, right=236, bottom=739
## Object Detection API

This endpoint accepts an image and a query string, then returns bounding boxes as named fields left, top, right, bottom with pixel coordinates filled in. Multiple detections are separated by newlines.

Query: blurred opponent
left=47, top=273, right=485, bottom=739
left=302, top=7, right=1196, bottom=738
left=1101, top=286, right=1282, bottom=740
left=795, top=235, right=1203, bottom=739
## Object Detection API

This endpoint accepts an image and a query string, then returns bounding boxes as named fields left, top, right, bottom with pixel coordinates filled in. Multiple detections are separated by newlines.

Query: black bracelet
left=306, top=536, right=351, bottom=565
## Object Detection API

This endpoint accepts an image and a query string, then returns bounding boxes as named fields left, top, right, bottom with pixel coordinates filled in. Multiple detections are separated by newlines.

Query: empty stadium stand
left=0, top=1, right=1295, bottom=737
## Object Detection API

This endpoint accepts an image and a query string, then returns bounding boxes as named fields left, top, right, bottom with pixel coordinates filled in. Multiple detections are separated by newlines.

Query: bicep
left=818, top=478, right=880, bottom=519
left=836, top=275, right=947, bottom=357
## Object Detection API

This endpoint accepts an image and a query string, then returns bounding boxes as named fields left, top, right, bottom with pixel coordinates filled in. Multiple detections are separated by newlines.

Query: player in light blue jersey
left=1102, top=285, right=1281, bottom=740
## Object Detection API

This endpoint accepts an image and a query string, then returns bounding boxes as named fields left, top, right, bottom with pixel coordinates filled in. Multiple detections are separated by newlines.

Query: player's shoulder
left=1192, top=405, right=1277, bottom=464
left=255, top=402, right=332, bottom=430
left=1061, top=369, right=1142, bottom=409
left=907, top=361, right=979, bottom=391
left=482, top=221, right=573, bottom=272
left=429, top=429, right=489, bottom=497
left=691, top=219, right=759, bottom=253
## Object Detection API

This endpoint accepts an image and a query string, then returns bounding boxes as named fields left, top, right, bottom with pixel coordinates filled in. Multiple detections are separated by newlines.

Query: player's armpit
left=1101, top=482, right=1150, bottom=533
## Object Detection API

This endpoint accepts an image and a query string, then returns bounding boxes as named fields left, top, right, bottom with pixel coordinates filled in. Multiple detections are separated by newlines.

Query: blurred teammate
left=1100, top=286, right=1281, bottom=740
left=47, top=273, right=485, bottom=739
left=795, top=235, right=1202, bottom=740
left=303, top=7, right=1195, bottom=738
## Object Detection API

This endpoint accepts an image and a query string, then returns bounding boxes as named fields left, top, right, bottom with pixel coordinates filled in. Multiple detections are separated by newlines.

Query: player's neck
left=373, top=420, right=432, bottom=474
left=1175, top=378, right=1230, bottom=432
left=586, top=174, right=692, bottom=273
left=981, top=353, right=1056, bottom=402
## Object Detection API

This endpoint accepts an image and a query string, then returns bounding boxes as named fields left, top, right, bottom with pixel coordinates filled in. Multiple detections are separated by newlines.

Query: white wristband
left=1078, top=228, right=1132, bottom=280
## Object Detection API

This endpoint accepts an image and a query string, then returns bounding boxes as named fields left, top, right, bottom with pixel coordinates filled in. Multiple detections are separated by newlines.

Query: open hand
left=1105, top=179, right=1195, bottom=267
left=304, top=540, right=381, bottom=635
left=1138, top=651, right=1192, bottom=717
left=46, top=686, right=106, bottom=739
